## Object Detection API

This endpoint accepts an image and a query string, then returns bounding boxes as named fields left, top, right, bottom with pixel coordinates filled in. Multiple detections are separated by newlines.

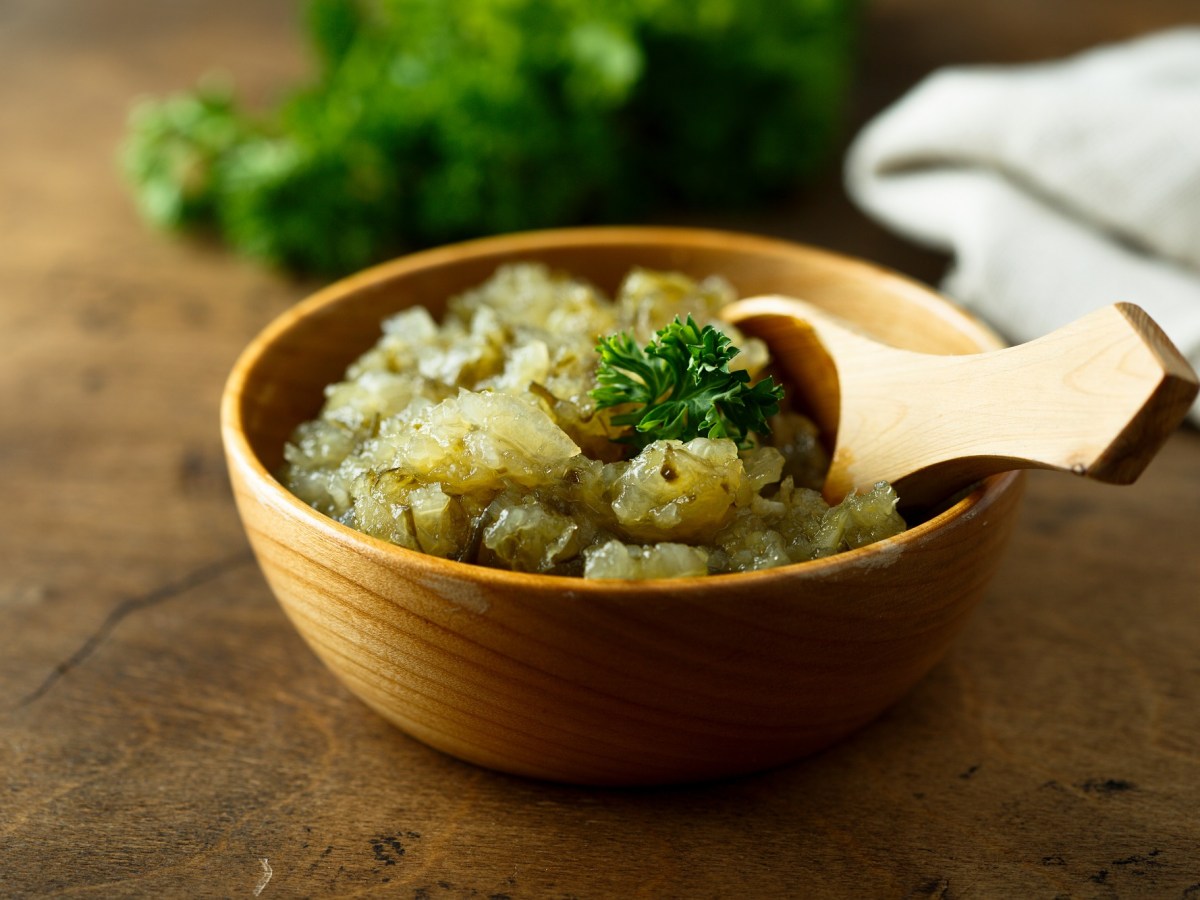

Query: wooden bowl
left=221, top=227, right=1024, bottom=786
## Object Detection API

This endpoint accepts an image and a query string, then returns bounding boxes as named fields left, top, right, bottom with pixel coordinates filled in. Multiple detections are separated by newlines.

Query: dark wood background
left=2, top=1, right=1198, bottom=896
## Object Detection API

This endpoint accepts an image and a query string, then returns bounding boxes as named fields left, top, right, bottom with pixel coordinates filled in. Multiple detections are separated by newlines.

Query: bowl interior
left=232, top=227, right=1003, bottom=475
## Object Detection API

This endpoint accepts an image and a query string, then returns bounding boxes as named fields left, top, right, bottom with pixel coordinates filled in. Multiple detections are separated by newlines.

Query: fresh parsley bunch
left=123, top=0, right=861, bottom=276
left=593, top=317, right=784, bottom=450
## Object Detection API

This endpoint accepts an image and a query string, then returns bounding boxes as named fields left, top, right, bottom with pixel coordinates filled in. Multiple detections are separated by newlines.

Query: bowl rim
left=221, top=225, right=1022, bottom=593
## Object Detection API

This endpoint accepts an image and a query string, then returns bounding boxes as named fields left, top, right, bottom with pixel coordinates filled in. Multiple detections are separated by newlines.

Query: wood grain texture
left=3, top=0, right=1200, bottom=896
left=726, top=297, right=1198, bottom=506
left=222, top=228, right=1025, bottom=785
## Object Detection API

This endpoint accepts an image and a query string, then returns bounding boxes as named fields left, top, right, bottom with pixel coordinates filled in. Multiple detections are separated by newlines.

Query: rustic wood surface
left=2, top=0, right=1198, bottom=897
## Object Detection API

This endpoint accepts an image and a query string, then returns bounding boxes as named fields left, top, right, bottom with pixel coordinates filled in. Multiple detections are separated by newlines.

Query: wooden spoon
left=722, top=296, right=1199, bottom=509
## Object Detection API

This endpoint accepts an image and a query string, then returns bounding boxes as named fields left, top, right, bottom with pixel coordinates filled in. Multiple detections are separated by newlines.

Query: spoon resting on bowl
left=722, top=296, right=1199, bottom=509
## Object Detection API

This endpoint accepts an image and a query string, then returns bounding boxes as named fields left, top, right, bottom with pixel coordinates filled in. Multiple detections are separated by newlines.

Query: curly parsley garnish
left=591, top=316, right=784, bottom=451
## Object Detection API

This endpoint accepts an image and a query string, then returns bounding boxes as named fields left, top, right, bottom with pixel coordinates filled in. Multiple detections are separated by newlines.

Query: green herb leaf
left=119, top=0, right=860, bottom=276
left=592, top=316, right=784, bottom=451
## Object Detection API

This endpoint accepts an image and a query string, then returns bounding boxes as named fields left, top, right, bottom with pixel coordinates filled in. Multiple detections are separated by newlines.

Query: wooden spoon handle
left=726, top=298, right=1198, bottom=507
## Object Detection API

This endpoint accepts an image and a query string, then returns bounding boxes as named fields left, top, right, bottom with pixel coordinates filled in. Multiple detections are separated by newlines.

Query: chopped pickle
left=481, top=491, right=590, bottom=574
left=281, top=264, right=907, bottom=579
left=610, top=438, right=747, bottom=544
left=584, top=540, right=710, bottom=580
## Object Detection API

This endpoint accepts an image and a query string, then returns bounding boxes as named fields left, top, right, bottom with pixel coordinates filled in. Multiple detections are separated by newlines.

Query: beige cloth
left=846, top=28, right=1200, bottom=424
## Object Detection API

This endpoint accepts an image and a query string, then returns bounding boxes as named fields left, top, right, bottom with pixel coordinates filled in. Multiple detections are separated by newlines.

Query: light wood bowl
left=221, top=227, right=1024, bottom=786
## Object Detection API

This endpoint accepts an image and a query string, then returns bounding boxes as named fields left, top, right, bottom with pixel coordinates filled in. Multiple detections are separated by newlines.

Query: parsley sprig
left=591, top=316, right=784, bottom=451
left=120, top=2, right=858, bottom=277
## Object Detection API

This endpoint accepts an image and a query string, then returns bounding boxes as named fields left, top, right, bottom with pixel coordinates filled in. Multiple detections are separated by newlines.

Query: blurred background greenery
left=122, top=0, right=862, bottom=277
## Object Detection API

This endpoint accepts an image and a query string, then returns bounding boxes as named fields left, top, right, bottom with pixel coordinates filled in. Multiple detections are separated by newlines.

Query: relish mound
left=281, top=264, right=905, bottom=578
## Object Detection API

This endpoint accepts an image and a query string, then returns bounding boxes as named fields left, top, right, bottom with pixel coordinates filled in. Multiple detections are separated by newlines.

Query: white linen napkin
left=846, top=28, right=1200, bottom=425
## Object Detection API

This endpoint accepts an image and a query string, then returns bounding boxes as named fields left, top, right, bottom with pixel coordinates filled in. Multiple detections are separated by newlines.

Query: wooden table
left=3, top=1, right=1198, bottom=896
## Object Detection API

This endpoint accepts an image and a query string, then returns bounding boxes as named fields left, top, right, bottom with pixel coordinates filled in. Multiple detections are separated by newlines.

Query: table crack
left=11, top=549, right=255, bottom=711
